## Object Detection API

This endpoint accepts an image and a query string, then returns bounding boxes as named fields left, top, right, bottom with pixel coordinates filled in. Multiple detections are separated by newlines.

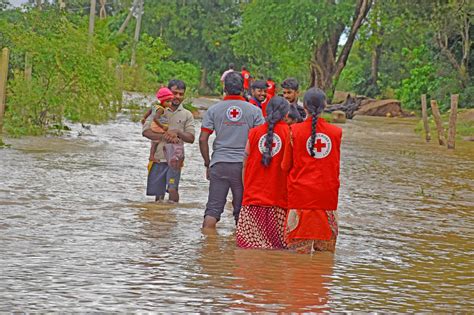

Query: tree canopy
left=0, top=0, right=472, bottom=135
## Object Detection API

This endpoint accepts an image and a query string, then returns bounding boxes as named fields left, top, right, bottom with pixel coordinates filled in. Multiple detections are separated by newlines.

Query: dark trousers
left=204, top=162, right=243, bottom=223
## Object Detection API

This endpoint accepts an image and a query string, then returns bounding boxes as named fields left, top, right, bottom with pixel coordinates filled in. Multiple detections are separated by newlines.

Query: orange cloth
left=285, top=209, right=333, bottom=243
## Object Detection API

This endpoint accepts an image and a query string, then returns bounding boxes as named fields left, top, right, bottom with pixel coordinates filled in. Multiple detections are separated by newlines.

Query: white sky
left=9, top=0, right=30, bottom=7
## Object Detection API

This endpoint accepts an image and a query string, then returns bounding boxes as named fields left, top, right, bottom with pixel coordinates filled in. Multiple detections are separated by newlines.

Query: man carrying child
left=142, top=79, right=195, bottom=203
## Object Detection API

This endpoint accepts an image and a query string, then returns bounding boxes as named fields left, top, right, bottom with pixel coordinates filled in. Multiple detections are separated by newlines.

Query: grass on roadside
left=414, top=109, right=474, bottom=139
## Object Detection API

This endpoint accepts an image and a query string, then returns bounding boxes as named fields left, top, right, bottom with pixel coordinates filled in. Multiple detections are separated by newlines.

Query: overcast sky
left=10, top=0, right=30, bottom=7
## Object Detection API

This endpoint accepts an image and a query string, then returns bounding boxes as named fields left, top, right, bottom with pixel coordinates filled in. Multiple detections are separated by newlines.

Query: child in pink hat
left=142, top=87, right=175, bottom=161
left=151, top=87, right=174, bottom=133
left=141, top=87, right=174, bottom=131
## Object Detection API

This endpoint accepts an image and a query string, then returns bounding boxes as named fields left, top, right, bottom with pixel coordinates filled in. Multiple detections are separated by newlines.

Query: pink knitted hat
left=156, top=87, right=174, bottom=103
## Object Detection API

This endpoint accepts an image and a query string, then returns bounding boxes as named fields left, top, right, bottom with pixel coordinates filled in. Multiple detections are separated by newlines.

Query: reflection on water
left=230, top=249, right=334, bottom=312
left=1, top=114, right=473, bottom=311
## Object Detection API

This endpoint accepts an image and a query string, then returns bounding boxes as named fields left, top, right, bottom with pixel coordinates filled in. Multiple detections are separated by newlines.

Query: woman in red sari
left=282, top=88, right=342, bottom=253
left=236, top=96, right=290, bottom=249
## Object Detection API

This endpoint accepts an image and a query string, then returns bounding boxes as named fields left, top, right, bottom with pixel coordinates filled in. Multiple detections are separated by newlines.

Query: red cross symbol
left=265, top=141, right=276, bottom=149
left=230, top=108, right=240, bottom=118
left=314, top=139, right=327, bottom=152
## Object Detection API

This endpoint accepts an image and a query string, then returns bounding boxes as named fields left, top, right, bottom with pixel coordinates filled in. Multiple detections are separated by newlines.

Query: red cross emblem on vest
left=306, top=133, right=332, bottom=159
left=226, top=106, right=242, bottom=122
left=258, top=133, right=282, bottom=157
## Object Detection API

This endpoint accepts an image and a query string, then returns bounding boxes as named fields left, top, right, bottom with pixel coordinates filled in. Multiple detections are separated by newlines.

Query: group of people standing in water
left=142, top=68, right=342, bottom=255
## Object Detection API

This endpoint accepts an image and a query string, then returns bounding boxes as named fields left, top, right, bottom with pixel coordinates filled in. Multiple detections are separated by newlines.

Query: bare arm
left=141, top=108, right=152, bottom=124
left=242, top=140, right=250, bottom=183
left=281, top=131, right=293, bottom=172
left=174, top=130, right=195, bottom=144
left=153, top=108, right=169, bottom=131
left=199, top=130, right=211, bottom=167
left=166, top=111, right=196, bottom=144
left=142, top=129, right=165, bottom=141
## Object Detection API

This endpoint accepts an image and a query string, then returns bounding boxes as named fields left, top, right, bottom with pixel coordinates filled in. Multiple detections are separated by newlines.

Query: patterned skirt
left=236, top=205, right=288, bottom=249
left=284, top=209, right=338, bottom=254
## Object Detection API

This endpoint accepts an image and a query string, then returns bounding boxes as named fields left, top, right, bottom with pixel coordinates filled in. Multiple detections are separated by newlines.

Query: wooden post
left=447, top=94, right=459, bottom=149
left=430, top=100, right=446, bottom=146
left=0, top=48, right=10, bottom=141
left=421, top=94, right=431, bottom=142
left=25, top=53, right=32, bottom=81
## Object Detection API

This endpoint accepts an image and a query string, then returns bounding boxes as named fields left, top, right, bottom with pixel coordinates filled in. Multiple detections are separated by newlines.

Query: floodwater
left=1, top=111, right=473, bottom=312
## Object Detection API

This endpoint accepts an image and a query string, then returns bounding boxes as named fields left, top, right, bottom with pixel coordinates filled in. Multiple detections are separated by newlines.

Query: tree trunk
left=130, top=0, right=143, bottom=66
left=99, top=0, right=107, bottom=19
left=310, top=27, right=342, bottom=93
left=435, top=3, right=470, bottom=89
left=36, top=0, right=42, bottom=10
left=199, top=67, right=208, bottom=92
left=88, top=0, right=96, bottom=41
left=310, top=0, right=373, bottom=98
left=117, top=1, right=135, bottom=35
left=371, top=45, right=381, bottom=85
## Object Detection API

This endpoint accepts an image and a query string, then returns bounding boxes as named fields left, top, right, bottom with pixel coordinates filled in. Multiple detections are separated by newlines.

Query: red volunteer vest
left=243, top=122, right=290, bottom=208
left=249, top=97, right=269, bottom=117
left=242, top=70, right=251, bottom=89
left=266, top=80, right=276, bottom=98
left=288, top=118, right=342, bottom=210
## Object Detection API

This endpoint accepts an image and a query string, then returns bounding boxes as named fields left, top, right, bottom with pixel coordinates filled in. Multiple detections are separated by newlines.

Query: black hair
left=251, top=80, right=268, bottom=90
left=281, top=77, right=299, bottom=91
left=167, top=79, right=186, bottom=91
left=303, top=87, right=326, bottom=157
left=267, top=77, right=273, bottom=81
left=287, top=104, right=302, bottom=122
left=262, top=96, right=290, bottom=167
left=224, top=71, right=243, bottom=95
left=229, top=63, right=235, bottom=69
left=242, top=66, right=247, bottom=71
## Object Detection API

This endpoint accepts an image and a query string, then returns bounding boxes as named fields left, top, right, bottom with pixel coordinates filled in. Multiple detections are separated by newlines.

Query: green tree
left=1, top=10, right=122, bottom=135
left=233, top=0, right=373, bottom=97
left=142, top=0, right=243, bottom=93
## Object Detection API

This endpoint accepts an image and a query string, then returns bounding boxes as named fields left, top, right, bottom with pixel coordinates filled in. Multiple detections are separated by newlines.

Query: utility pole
left=130, top=0, right=143, bottom=67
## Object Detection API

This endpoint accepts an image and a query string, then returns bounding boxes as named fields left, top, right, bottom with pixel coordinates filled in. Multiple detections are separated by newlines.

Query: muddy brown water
left=1, top=114, right=473, bottom=312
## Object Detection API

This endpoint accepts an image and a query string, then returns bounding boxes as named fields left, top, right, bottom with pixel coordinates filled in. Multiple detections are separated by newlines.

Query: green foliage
left=232, top=0, right=357, bottom=88
left=2, top=10, right=121, bottom=136
left=118, top=33, right=200, bottom=93
left=0, top=0, right=9, bottom=11
left=396, top=46, right=441, bottom=110
left=143, top=0, right=243, bottom=92
left=156, top=60, right=200, bottom=93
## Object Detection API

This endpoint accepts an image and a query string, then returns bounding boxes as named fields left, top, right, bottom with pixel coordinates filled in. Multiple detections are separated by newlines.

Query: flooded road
left=1, top=112, right=473, bottom=312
